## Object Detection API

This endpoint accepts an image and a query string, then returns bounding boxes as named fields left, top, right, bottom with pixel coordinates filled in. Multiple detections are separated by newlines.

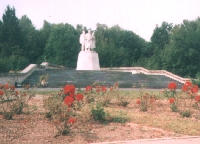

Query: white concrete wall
left=101, top=67, right=190, bottom=84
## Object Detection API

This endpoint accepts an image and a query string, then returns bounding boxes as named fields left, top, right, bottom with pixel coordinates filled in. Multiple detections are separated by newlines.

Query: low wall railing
left=101, top=67, right=190, bottom=84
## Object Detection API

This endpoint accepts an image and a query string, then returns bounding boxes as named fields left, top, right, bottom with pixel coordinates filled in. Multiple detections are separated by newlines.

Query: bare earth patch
left=0, top=95, right=186, bottom=144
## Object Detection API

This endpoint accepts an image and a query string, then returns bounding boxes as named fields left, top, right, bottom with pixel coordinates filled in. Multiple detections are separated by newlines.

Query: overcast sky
left=0, top=0, right=200, bottom=41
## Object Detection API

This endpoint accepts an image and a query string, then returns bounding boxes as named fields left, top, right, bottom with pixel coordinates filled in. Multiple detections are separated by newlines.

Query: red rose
left=168, top=82, right=177, bottom=90
left=190, top=85, right=199, bottom=93
left=185, top=81, right=192, bottom=86
left=63, top=85, right=76, bottom=94
left=150, top=98, right=154, bottom=103
left=85, top=86, right=92, bottom=92
left=195, top=96, right=200, bottom=102
left=0, top=90, right=4, bottom=96
left=68, top=92, right=75, bottom=98
left=4, top=84, right=9, bottom=89
left=101, top=86, right=107, bottom=92
left=64, top=96, right=74, bottom=107
left=169, top=98, right=175, bottom=104
left=68, top=117, right=76, bottom=124
left=10, top=85, right=15, bottom=90
left=75, top=93, right=84, bottom=101
left=136, top=99, right=141, bottom=104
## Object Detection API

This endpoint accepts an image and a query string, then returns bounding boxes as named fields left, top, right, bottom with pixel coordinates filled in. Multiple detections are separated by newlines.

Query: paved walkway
left=90, top=136, right=200, bottom=144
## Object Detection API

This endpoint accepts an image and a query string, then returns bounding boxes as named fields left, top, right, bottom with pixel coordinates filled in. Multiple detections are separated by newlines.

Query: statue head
left=88, top=29, right=91, bottom=33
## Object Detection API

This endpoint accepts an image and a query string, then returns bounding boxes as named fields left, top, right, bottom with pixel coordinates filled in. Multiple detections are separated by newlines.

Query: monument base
left=76, top=51, right=100, bottom=70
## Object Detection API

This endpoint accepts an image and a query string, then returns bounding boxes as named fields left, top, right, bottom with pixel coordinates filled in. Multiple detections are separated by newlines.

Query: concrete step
left=22, top=69, right=183, bottom=88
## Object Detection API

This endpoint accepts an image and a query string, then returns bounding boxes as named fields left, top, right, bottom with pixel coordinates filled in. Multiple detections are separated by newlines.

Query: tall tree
left=151, top=22, right=173, bottom=49
left=37, top=20, right=53, bottom=62
left=0, top=6, right=29, bottom=72
left=95, top=23, right=146, bottom=67
left=0, top=20, right=3, bottom=55
left=144, top=22, right=173, bottom=70
left=1, top=5, right=23, bottom=57
left=161, top=18, right=200, bottom=77
left=44, top=23, right=79, bottom=67
left=19, top=15, right=39, bottom=63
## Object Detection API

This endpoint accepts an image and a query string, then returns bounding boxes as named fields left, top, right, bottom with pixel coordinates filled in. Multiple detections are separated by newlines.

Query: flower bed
left=0, top=81, right=200, bottom=143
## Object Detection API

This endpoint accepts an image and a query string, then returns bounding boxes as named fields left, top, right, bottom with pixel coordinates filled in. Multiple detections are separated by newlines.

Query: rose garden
left=0, top=80, right=200, bottom=143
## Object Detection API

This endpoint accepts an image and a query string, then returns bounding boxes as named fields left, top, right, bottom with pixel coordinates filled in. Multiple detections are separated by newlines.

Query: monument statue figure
left=91, top=31, right=96, bottom=51
left=77, top=29, right=100, bottom=70
left=79, top=30, right=85, bottom=51
left=85, top=29, right=92, bottom=51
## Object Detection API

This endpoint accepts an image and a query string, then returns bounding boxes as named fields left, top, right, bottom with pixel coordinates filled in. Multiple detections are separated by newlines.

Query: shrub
left=192, top=102, right=199, bottom=110
left=170, top=103, right=179, bottom=112
left=140, top=100, right=148, bottom=112
left=117, top=99, right=129, bottom=107
left=136, top=93, right=155, bottom=112
left=111, top=116, right=127, bottom=123
left=180, top=110, right=191, bottom=118
left=99, top=94, right=112, bottom=107
left=111, top=112, right=129, bottom=123
left=116, top=93, right=130, bottom=107
left=43, top=84, right=93, bottom=136
left=93, top=82, right=119, bottom=107
left=91, top=105, right=107, bottom=123
left=0, top=83, right=34, bottom=119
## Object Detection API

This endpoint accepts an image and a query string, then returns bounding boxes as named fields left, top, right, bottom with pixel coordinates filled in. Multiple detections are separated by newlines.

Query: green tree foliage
left=95, top=23, right=147, bottom=67
left=76, top=24, right=87, bottom=34
left=143, top=22, right=173, bottom=70
left=19, top=15, right=39, bottom=63
left=0, top=6, right=23, bottom=57
left=0, top=6, right=29, bottom=72
left=0, top=20, right=2, bottom=40
left=0, top=19, right=3, bottom=56
left=161, top=18, right=200, bottom=77
left=35, top=20, right=53, bottom=63
left=151, top=22, right=173, bottom=49
left=44, top=23, right=79, bottom=67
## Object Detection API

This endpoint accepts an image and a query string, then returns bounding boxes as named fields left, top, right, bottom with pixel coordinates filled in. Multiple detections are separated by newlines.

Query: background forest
left=1, top=6, right=200, bottom=79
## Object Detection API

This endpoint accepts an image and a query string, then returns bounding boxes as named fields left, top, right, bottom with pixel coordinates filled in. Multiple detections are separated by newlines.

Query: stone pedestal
left=76, top=51, right=100, bottom=70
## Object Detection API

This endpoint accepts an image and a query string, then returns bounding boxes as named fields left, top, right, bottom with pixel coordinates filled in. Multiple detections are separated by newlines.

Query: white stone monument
left=76, top=30, right=100, bottom=70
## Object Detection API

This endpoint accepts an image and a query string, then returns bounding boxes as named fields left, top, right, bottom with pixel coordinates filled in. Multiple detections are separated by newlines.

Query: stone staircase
left=22, top=69, right=183, bottom=88
left=0, top=63, right=189, bottom=88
